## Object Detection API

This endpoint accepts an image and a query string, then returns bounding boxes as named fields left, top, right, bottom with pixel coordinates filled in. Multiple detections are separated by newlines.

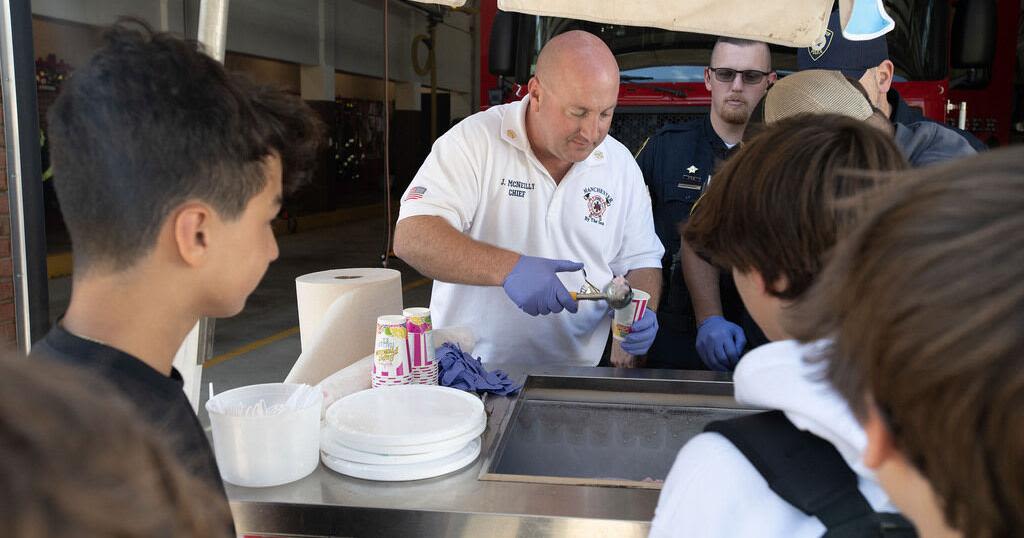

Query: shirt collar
left=500, top=95, right=608, bottom=168
left=500, top=95, right=531, bottom=152
left=703, top=115, right=738, bottom=159
left=43, top=323, right=185, bottom=400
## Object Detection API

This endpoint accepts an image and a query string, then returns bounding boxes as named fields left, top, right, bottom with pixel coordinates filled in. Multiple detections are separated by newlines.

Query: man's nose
left=580, top=114, right=601, bottom=141
left=729, top=74, right=745, bottom=91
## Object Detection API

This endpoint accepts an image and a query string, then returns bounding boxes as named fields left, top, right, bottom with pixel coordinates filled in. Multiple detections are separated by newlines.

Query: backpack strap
left=705, top=410, right=916, bottom=537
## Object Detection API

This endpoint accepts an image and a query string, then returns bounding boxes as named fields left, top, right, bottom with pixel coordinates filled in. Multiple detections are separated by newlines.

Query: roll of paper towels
left=286, top=268, right=403, bottom=385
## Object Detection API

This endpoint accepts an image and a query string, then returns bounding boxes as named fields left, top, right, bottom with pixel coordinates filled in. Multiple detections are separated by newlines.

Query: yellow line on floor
left=204, top=326, right=300, bottom=369
left=203, top=277, right=432, bottom=368
left=47, top=252, right=73, bottom=279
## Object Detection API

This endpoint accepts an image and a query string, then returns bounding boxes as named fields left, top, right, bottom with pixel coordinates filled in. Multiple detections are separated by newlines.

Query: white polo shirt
left=397, top=96, right=664, bottom=366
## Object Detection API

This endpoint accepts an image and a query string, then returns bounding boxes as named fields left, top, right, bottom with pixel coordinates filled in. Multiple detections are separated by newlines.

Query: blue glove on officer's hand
left=621, top=309, right=658, bottom=356
left=696, top=316, right=746, bottom=371
left=502, top=255, right=583, bottom=316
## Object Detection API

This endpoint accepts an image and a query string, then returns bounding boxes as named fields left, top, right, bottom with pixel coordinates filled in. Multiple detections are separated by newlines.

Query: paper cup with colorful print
left=372, top=315, right=412, bottom=388
left=612, top=289, right=650, bottom=341
left=403, top=307, right=435, bottom=368
left=404, top=307, right=437, bottom=385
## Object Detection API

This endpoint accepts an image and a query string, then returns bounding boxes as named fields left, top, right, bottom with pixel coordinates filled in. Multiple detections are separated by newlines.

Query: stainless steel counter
left=227, top=365, right=736, bottom=538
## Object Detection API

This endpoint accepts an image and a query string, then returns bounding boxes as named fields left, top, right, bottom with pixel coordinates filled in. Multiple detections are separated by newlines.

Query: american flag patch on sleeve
left=403, top=186, right=427, bottom=201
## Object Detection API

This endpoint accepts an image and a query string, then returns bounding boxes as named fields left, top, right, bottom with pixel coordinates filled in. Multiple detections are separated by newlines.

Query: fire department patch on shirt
left=583, top=187, right=613, bottom=225
left=403, top=186, right=426, bottom=201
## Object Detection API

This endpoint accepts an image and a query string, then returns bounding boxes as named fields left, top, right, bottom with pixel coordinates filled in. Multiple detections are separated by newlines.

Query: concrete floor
left=47, top=216, right=432, bottom=427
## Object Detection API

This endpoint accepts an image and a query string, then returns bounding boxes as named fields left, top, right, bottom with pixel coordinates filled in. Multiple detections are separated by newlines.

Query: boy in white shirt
left=650, top=113, right=907, bottom=537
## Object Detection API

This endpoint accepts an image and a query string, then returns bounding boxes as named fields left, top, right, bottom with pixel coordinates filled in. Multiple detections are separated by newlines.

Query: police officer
left=637, top=37, right=774, bottom=370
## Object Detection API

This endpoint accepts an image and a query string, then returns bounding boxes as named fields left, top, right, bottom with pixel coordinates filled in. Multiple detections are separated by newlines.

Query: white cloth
left=649, top=340, right=898, bottom=538
left=398, top=96, right=663, bottom=366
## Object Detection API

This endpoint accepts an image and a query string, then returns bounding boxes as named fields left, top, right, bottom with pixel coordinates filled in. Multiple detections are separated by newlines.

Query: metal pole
left=190, top=0, right=231, bottom=372
left=1, top=0, right=50, bottom=354
left=381, top=0, right=393, bottom=266
left=198, top=0, right=230, bottom=62
left=429, top=22, right=438, bottom=142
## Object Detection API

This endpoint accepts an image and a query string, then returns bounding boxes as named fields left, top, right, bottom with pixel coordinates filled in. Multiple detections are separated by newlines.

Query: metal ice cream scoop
left=570, top=271, right=634, bottom=309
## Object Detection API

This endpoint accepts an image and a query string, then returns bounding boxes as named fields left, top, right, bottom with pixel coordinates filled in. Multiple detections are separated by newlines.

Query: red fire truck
left=479, top=0, right=1022, bottom=151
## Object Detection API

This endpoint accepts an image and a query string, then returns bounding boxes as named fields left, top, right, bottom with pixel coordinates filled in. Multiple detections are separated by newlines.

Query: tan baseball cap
left=763, top=69, right=873, bottom=124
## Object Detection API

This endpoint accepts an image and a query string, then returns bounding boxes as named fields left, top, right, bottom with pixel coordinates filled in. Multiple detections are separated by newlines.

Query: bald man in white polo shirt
left=394, top=31, right=664, bottom=368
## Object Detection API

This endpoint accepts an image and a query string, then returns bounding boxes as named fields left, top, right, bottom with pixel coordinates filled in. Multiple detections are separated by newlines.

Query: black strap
left=706, top=411, right=916, bottom=537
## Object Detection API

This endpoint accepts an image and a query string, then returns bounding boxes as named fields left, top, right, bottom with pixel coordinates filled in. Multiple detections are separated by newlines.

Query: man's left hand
left=620, top=309, right=658, bottom=356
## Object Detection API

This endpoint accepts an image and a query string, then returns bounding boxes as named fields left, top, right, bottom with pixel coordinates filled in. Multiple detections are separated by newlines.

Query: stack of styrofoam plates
left=320, top=385, right=485, bottom=481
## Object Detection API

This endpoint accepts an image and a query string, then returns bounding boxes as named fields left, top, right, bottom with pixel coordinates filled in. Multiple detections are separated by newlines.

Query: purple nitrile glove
left=696, top=316, right=747, bottom=371
left=502, top=255, right=583, bottom=316
left=620, top=309, right=658, bottom=356
left=437, top=343, right=522, bottom=396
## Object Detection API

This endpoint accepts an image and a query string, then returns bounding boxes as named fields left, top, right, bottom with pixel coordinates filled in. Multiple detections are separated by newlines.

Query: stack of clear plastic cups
left=372, top=315, right=412, bottom=388
left=403, top=307, right=438, bottom=385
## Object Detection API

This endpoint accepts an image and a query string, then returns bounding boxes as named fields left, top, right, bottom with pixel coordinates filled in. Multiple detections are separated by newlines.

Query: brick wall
left=0, top=94, right=16, bottom=345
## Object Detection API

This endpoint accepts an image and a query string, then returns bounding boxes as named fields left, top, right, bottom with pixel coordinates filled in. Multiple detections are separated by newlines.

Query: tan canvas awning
left=489, top=0, right=890, bottom=47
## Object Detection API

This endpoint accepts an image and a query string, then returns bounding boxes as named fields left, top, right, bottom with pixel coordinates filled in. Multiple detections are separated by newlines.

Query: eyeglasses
left=708, top=67, right=772, bottom=85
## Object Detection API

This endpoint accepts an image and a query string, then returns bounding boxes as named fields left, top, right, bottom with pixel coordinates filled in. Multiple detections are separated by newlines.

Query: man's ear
left=863, top=401, right=897, bottom=469
left=876, top=59, right=895, bottom=94
left=172, top=202, right=213, bottom=268
left=766, top=70, right=778, bottom=88
left=704, top=67, right=713, bottom=92
left=527, top=77, right=542, bottom=108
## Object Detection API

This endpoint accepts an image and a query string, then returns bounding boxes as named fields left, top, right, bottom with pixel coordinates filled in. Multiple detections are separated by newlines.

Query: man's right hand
left=502, top=255, right=583, bottom=316
left=696, top=316, right=747, bottom=371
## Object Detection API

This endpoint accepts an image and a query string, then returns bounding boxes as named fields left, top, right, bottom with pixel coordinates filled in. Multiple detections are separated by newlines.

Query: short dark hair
left=0, top=350, right=232, bottom=536
left=683, top=113, right=906, bottom=300
left=48, top=20, right=323, bottom=272
left=711, top=37, right=772, bottom=70
left=788, top=146, right=1024, bottom=537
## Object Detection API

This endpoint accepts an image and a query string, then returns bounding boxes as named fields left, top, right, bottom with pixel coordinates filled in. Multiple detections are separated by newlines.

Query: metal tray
left=479, top=374, right=760, bottom=489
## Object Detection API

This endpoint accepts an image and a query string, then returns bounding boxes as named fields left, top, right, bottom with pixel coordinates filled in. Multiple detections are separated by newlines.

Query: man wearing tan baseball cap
left=763, top=69, right=975, bottom=167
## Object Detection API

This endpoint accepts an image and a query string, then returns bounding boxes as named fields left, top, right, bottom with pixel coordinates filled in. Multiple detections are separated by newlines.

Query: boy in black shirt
left=31, top=20, right=322, bottom=502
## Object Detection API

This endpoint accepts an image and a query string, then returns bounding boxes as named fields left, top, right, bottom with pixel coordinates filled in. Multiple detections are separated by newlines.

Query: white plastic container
left=205, top=383, right=322, bottom=487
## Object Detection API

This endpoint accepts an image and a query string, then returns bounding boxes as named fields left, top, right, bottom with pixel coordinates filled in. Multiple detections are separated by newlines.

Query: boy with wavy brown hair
left=790, top=147, right=1024, bottom=537
left=1, top=350, right=233, bottom=537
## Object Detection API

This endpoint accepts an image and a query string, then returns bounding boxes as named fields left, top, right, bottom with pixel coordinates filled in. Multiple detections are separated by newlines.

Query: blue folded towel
left=437, top=342, right=521, bottom=396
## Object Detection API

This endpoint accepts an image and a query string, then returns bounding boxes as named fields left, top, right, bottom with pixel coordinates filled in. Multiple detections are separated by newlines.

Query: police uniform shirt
left=636, top=115, right=732, bottom=318
left=31, top=325, right=230, bottom=503
left=397, top=96, right=664, bottom=366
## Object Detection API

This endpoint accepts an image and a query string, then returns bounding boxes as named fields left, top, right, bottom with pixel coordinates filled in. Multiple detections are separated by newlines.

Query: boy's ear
left=863, top=401, right=898, bottom=469
left=172, top=202, right=213, bottom=268
left=750, top=270, right=788, bottom=296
